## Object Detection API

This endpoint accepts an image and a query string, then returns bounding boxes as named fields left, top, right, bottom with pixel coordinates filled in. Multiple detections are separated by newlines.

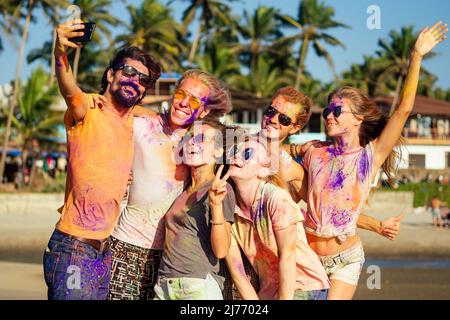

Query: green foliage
left=382, top=182, right=450, bottom=208
left=12, top=67, right=62, bottom=148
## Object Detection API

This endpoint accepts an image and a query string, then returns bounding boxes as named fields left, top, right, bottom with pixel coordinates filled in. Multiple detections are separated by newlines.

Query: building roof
left=374, top=95, right=450, bottom=116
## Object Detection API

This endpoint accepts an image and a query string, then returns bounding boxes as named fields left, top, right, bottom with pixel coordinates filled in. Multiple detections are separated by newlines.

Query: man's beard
left=111, top=81, right=143, bottom=108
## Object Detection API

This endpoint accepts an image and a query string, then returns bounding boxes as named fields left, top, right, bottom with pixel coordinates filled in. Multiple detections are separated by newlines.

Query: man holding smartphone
left=42, top=18, right=161, bottom=300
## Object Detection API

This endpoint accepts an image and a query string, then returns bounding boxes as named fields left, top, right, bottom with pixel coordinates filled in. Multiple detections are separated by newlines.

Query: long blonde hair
left=328, top=86, right=404, bottom=186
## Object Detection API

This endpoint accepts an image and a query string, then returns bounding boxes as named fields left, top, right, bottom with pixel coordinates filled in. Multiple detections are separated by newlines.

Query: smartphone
left=69, top=22, right=96, bottom=43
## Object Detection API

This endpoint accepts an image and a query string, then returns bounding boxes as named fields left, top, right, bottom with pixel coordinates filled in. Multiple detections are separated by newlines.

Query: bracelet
left=210, top=220, right=225, bottom=226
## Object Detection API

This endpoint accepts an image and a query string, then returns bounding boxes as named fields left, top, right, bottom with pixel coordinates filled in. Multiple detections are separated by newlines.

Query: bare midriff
left=306, top=233, right=360, bottom=256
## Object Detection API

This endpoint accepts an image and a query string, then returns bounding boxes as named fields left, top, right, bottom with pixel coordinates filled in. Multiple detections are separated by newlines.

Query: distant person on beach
left=42, top=19, right=161, bottom=300
left=431, top=196, right=444, bottom=228
left=282, top=21, right=447, bottom=299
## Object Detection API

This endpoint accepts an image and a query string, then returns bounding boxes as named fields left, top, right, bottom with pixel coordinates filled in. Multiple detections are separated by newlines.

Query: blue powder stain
left=358, top=150, right=369, bottom=183
left=329, top=169, right=345, bottom=190
left=185, top=109, right=199, bottom=126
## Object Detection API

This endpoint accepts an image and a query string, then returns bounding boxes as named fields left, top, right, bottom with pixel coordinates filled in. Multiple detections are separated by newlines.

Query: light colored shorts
left=154, top=273, right=223, bottom=300
left=431, top=208, right=441, bottom=219
left=318, top=241, right=365, bottom=286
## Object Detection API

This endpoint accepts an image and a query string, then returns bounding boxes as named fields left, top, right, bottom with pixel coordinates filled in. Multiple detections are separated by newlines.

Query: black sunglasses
left=322, top=104, right=356, bottom=120
left=115, top=64, right=152, bottom=88
left=264, top=106, right=294, bottom=127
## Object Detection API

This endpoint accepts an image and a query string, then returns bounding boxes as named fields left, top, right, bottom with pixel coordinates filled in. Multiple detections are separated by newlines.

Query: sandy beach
left=1, top=192, right=449, bottom=300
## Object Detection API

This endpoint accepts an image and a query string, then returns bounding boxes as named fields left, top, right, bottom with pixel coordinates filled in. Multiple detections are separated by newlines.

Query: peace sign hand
left=414, top=21, right=448, bottom=57
left=209, top=165, right=232, bottom=207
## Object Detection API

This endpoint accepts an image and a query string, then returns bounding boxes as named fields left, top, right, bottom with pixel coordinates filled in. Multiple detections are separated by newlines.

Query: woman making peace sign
left=154, top=118, right=235, bottom=300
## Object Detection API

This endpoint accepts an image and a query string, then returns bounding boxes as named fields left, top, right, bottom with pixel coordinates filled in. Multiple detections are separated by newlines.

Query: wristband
left=210, top=220, right=225, bottom=226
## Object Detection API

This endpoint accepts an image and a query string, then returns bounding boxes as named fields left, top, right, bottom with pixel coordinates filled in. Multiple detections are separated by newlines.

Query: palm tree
left=70, top=0, right=122, bottom=82
left=232, top=6, right=284, bottom=75
left=177, top=0, right=235, bottom=66
left=0, top=0, right=66, bottom=181
left=0, top=0, right=35, bottom=183
left=340, top=56, right=386, bottom=97
left=196, top=37, right=241, bottom=80
left=116, top=0, right=186, bottom=72
left=279, top=0, right=350, bottom=90
left=12, top=68, right=61, bottom=175
left=376, top=26, right=435, bottom=114
left=0, top=1, right=23, bottom=54
left=417, top=72, right=438, bottom=97
left=229, top=55, right=294, bottom=98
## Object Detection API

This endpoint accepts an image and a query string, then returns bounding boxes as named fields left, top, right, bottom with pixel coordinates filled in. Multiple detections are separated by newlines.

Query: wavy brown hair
left=328, top=86, right=404, bottom=186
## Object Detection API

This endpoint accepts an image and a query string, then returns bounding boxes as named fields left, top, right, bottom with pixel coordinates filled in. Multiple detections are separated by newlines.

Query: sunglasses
left=174, top=88, right=206, bottom=110
left=115, top=64, right=153, bottom=88
left=264, top=106, right=294, bottom=127
left=229, top=144, right=255, bottom=162
left=322, top=103, right=356, bottom=120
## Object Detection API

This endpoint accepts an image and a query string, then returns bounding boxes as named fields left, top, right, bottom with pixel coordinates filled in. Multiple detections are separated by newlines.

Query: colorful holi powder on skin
left=185, top=108, right=199, bottom=126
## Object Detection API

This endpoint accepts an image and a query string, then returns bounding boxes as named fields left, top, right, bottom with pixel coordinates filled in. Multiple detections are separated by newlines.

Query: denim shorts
left=43, top=229, right=111, bottom=300
left=154, top=273, right=223, bottom=300
left=318, top=241, right=365, bottom=286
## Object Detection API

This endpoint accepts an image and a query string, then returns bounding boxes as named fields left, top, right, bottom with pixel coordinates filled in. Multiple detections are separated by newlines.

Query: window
left=447, top=153, right=450, bottom=168
left=409, top=154, right=426, bottom=168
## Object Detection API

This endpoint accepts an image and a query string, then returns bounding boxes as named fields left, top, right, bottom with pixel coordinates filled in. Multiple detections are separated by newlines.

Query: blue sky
left=1, top=0, right=449, bottom=90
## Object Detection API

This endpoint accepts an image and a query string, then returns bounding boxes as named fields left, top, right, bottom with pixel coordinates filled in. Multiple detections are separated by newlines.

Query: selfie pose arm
left=54, top=19, right=89, bottom=122
left=373, top=21, right=448, bottom=171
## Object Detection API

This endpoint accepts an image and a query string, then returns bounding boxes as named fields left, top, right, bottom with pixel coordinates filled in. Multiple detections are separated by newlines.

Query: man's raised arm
left=54, top=19, right=88, bottom=123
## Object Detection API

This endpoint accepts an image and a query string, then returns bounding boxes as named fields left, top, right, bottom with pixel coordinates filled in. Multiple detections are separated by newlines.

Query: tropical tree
left=116, top=0, right=186, bottom=72
left=232, top=6, right=284, bottom=75
left=12, top=68, right=61, bottom=184
left=0, top=0, right=66, bottom=181
left=229, top=55, right=294, bottom=98
left=177, top=0, right=235, bottom=66
left=279, top=0, right=350, bottom=89
left=1, top=0, right=35, bottom=183
left=376, top=26, right=435, bottom=114
left=417, top=72, right=438, bottom=98
left=196, top=37, right=241, bottom=80
left=340, top=56, right=387, bottom=97
left=0, top=1, right=23, bottom=54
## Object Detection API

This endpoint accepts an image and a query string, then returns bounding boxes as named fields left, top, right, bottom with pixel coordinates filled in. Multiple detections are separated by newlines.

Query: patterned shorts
left=108, top=236, right=162, bottom=300
left=219, top=249, right=260, bottom=300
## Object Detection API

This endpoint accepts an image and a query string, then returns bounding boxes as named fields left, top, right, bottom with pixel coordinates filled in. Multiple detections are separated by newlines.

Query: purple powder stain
left=357, top=149, right=369, bottom=183
left=329, top=169, right=345, bottom=190
left=165, top=181, right=174, bottom=193
left=331, top=209, right=352, bottom=228
left=184, top=109, right=199, bottom=126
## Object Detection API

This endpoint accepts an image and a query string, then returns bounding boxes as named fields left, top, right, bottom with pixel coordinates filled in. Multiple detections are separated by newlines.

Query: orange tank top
left=56, top=93, right=134, bottom=240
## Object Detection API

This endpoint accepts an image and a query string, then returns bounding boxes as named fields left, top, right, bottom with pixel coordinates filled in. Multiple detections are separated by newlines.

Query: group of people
left=43, top=19, right=448, bottom=300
